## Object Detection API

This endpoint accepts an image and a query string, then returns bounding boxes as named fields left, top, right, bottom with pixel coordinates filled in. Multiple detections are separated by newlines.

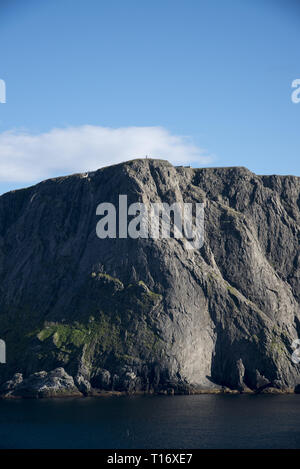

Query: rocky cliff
left=0, top=159, right=299, bottom=396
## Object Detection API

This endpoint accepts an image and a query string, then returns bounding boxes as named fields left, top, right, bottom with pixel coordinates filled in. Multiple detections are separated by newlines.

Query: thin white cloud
left=0, top=125, right=213, bottom=183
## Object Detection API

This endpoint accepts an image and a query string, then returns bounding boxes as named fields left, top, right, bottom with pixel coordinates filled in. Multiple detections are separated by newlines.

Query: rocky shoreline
left=1, top=367, right=299, bottom=399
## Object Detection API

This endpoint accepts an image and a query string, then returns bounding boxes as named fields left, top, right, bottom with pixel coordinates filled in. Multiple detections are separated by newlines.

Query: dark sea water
left=0, top=394, right=299, bottom=449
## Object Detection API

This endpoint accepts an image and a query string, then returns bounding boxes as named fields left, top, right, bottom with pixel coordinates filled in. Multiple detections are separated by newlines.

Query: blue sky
left=0, top=0, right=299, bottom=194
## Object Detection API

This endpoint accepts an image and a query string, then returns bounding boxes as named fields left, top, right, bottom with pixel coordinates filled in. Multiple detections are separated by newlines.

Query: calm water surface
left=0, top=394, right=299, bottom=449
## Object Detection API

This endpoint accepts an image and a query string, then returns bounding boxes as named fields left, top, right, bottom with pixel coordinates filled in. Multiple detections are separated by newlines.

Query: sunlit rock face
left=0, top=159, right=299, bottom=395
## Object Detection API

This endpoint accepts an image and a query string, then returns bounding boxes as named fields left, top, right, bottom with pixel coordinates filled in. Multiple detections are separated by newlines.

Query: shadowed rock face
left=0, top=158, right=299, bottom=395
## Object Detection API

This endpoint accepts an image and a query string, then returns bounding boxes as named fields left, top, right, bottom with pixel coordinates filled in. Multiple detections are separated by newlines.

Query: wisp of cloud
left=0, top=125, right=213, bottom=184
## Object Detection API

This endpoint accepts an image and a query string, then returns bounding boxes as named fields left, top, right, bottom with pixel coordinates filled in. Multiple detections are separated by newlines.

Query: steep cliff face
left=0, top=159, right=299, bottom=394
